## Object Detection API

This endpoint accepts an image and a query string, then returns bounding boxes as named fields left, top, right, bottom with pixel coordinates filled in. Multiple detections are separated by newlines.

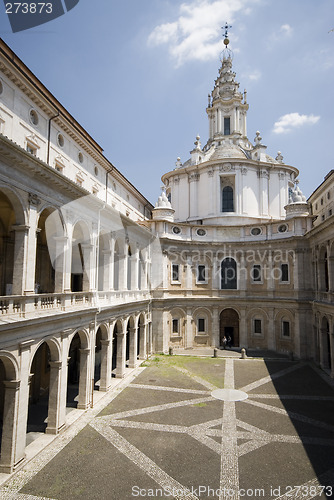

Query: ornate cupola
left=207, top=24, right=249, bottom=145
left=161, top=24, right=302, bottom=226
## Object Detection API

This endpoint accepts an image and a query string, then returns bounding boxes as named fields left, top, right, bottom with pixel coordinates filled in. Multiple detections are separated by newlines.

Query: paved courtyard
left=1, top=354, right=334, bottom=499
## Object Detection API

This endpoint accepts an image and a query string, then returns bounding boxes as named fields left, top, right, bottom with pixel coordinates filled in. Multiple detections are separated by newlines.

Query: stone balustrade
left=0, top=289, right=151, bottom=322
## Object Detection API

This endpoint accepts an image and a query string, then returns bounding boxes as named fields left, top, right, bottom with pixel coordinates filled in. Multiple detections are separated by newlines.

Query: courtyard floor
left=1, top=353, right=334, bottom=499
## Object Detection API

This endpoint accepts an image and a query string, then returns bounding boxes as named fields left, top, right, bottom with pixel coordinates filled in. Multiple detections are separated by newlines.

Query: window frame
left=280, top=263, right=289, bottom=283
left=253, top=318, right=262, bottom=335
left=172, top=318, right=179, bottom=336
left=196, top=265, right=207, bottom=284
left=251, top=264, right=262, bottom=283
left=171, top=263, right=180, bottom=283
left=221, top=258, right=237, bottom=290
left=222, top=185, right=234, bottom=213
left=224, top=117, right=231, bottom=135
left=282, top=320, right=290, bottom=338
left=197, top=317, right=206, bottom=334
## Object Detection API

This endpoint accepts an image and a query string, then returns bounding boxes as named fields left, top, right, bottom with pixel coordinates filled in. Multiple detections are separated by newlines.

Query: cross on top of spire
left=222, top=22, right=232, bottom=46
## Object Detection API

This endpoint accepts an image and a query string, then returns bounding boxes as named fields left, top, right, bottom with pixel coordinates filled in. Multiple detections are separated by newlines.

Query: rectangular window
left=172, top=319, right=179, bottom=334
left=281, top=263, right=289, bottom=282
left=222, top=185, right=234, bottom=212
left=172, top=264, right=179, bottom=282
left=252, top=265, right=262, bottom=282
left=198, top=318, right=205, bottom=333
left=282, top=321, right=290, bottom=337
left=224, top=117, right=230, bottom=135
left=254, top=319, right=262, bottom=334
left=26, top=143, right=36, bottom=155
left=197, top=265, right=206, bottom=283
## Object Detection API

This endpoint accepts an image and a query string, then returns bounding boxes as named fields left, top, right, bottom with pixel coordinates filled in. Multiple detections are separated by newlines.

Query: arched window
left=221, top=258, right=237, bottom=289
left=222, top=186, right=234, bottom=212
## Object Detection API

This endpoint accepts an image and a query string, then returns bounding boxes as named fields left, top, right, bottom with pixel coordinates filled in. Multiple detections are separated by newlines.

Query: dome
left=209, top=143, right=248, bottom=161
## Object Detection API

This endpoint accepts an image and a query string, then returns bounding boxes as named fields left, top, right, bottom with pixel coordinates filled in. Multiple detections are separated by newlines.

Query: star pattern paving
left=1, top=358, right=334, bottom=500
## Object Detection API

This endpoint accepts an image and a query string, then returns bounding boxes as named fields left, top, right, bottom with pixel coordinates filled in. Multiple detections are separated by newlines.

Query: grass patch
left=142, top=354, right=225, bottom=388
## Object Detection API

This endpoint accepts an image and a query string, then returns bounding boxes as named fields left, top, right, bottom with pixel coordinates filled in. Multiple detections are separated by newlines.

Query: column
left=46, top=361, right=63, bottom=434
left=217, top=109, right=221, bottom=134
left=100, top=339, right=112, bottom=391
left=260, top=171, right=269, bottom=216
left=189, top=174, right=199, bottom=218
left=267, top=309, right=275, bottom=351
left=186, top=256, right=192, bottom=290
left=131, top=246, right=139, bottom=291
left=11, top=225, right=29, bottom=295
left=0, top=380, right=20, bottom=473
left=328, top=256, right=334, bottom=293
left=24, top=200, right=40, bottom=294
left=212, top=307, right=219, bottom=347
left=319, top=328, right=328, bottom=369
left=128, top=327, right=137, bottom=368
left=239, top=309, right=247, bottom=348
left=208, top=170, right=214, bottom=216
left=118, top=247, right=126, bottom=291
left=185, top=308, right=193, bottom=349
left=330, top=327, right=334, bottom=379
left=53, top=236, right=68, bottom=294
left=81, top=244, right=94, bottom=292
left=139, top=322, right=147, bottom=360
left=77, top=348, right=91, bottom=409
left=116, top=327, right=126, bottom=379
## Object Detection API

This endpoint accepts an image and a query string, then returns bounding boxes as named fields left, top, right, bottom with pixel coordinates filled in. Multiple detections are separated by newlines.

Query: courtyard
left=0, top=353, right=334, bottom=499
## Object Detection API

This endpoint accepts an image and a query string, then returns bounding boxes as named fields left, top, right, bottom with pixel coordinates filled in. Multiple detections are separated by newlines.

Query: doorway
left=220, top=309, right=239, bottom=348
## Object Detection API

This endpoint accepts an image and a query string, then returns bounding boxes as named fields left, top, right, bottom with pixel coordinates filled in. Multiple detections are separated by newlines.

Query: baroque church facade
left=0, top=36, right=333, bottom=473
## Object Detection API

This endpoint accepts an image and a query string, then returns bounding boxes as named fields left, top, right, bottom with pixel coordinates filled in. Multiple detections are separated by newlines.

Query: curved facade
left=162, top=53, right=299, bottom=225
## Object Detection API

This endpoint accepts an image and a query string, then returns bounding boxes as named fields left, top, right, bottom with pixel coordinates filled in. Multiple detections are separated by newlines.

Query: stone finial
left=152, top=189, right=175, bottom=222
left=194, top=135, right=201, bottom=150
left=276, top=151, right=284, bottom=163
left=285, top=179, right=309, bottom=219
left=254, top=131, right=262, bottom=146
left=175, top=157, right=182, bottom=168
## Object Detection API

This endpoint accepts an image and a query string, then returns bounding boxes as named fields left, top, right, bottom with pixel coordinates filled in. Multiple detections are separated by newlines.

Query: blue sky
left=0, top=0, right=333, bottom=203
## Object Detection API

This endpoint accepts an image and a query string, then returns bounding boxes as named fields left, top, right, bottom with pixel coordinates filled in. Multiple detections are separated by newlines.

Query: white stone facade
left=0, top=38, right=333, bottom=476
left=162, top=53, right=298, bottom=225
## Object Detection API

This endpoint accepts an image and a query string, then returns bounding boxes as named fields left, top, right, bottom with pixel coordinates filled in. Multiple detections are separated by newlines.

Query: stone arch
left=219, top=308, right=240, bottom=348
left=0, top=185, right=26, bottom=225
left=0, top=352, right=19, bottom=381
left=0, top=352, right=20, bottom=471
left=0, top=188, right=26, bottom=295
left=169, top=307, right=186, bottom=347
left=192, top=307, right=212, bottom=346
left=35, top=207, right=63, bottom=294
left=27, top=342, right=55, bottom=435
left=67, top=329, right=90, bottom=409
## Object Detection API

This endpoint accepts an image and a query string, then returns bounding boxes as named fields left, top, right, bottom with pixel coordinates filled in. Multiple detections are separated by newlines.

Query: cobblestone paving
left=1, top=356, right=334, bottom=499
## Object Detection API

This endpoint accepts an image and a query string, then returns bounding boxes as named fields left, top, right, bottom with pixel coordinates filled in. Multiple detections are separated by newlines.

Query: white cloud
left=247, top=70, right=261, bottom=81
left=273, top=112, right=320, bottom=134
left=148, top=0, right=260, bottom=67
left=280, top=24, right=293, bottom=36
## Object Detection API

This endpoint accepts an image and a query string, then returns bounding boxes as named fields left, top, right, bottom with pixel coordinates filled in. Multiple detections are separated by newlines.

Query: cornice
left=162, top=157, right=298, bottom=180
